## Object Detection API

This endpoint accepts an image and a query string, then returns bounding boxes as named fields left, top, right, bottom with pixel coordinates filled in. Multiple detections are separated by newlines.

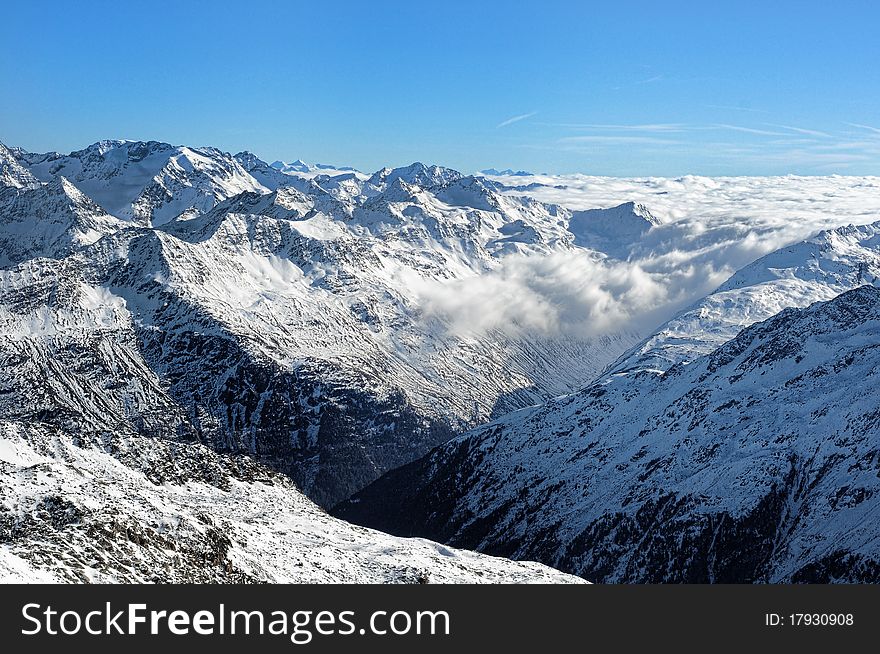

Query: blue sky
left=3, top=1, right=879, bottom=175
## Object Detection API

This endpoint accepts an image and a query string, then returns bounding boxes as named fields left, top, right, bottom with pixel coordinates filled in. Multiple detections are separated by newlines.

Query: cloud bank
left=417, top=174, right=880, bottom=341
left=416, top=250, right=730, bottom=339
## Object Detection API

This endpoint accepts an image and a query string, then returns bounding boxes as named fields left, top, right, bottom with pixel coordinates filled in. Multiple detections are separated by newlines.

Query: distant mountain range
left=269, top=158, right=361, bottom=175
left=480, top=168, right=534, bottom=177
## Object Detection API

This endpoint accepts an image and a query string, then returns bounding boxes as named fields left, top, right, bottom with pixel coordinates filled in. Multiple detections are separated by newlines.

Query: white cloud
left=550, top=123, right=687, bottom=133
left=415, top=250, right=720, bottom=338
left=773, top=124, right=832, bottom=138
left=558, top=135, right=682, bottom=146
left=846, top=122, right=880, bottom=135
left=526, top=121, right=880, bottom=173
left=712, top=124, right=788, bottom=137
left=423, top=174, right=880, bottom=340
left=496, top=112, right=538, bottom=129
left=704, top=104, right=768, bottom=114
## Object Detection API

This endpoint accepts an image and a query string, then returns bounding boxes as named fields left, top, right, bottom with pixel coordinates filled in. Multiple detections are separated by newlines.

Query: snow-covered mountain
left=14, top=140, right=272, bottom=226
left=480, top=168, right=533, bottom=177
left=0, top=415, right=582, bottom=583
left=567, top=201, right=660, bottom=259
left=269, top=158, right=361, bottom=176
left=366, top=162, right=463, bottom=190
left=337, top=225, right=880, bottom=582
left=0, top=177, right=127, bottom=267
left=0, top=143, right=39, bottom=189
left=0, top=140, right=643, bottom=510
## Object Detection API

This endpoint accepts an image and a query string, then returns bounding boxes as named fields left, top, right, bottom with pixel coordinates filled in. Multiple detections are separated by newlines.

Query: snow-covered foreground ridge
left=0, top=423, right=582, bottom=583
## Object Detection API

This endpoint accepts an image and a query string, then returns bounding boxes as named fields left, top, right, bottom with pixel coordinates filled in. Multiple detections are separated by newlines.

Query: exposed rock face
left=336, top=286, right=880, bottom=583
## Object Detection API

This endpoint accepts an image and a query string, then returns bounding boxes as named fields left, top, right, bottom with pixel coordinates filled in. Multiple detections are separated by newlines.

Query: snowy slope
left=0, top=177, right=127, bottom=267
left=0, top=251, right=582, bottom=582
left=567, top=201, right=660, bottom=258
left=612, top=220, right=880, bottom=374
left=337, top=285, right=880, bottom=582
left=0, top=423, right=582, bottom=583
left=0, top=143, right=39, bottom=189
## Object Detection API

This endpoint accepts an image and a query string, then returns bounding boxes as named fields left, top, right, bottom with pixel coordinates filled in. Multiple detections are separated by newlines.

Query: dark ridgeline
left=337, top=287, right=880, bottom=583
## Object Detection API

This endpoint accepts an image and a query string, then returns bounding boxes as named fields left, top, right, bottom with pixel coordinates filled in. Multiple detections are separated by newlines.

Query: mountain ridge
left=336, top=285, right=880, bottom=582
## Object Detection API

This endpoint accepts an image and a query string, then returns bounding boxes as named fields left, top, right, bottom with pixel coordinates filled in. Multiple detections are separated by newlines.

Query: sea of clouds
left=417, top=174, right=880, bottom=339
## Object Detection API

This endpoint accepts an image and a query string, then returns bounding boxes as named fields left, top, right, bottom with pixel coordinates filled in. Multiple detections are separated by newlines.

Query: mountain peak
left=0, top=141, right=40, bottom=189
left=71, top=139, right=176, bottom=161
left=368, top=162, right=462, bottom=189
left=566, top=201, right=660, bottom=256
left=49, top=175, right=86, bottom=199
left=269, top=159, right=321, bottom=174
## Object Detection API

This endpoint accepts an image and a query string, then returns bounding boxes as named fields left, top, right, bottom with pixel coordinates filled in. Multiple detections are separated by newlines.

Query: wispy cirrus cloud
left=712, top=124, right=788, bottom=137
left=704, top=104, right=768, bottom=113
left=773, top=124, right=832, bottom=138
left=521, top=118, right=879, bottom=174
left=811, top=140, right=880, bottom=152
left=636, top=74, right=665, bottom=84
left=497, top=112, right=538, bottom=129
left=549, top=123, right=687, bottom=133
left=558, top=135, right=682, bottom=146
left=551, top=122, right=831, bottom=139
left=846, top=122, right=880, bottom=135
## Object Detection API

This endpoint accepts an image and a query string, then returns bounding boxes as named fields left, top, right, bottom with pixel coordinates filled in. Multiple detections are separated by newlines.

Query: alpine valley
left=2, top=138, right=879, bottom=583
